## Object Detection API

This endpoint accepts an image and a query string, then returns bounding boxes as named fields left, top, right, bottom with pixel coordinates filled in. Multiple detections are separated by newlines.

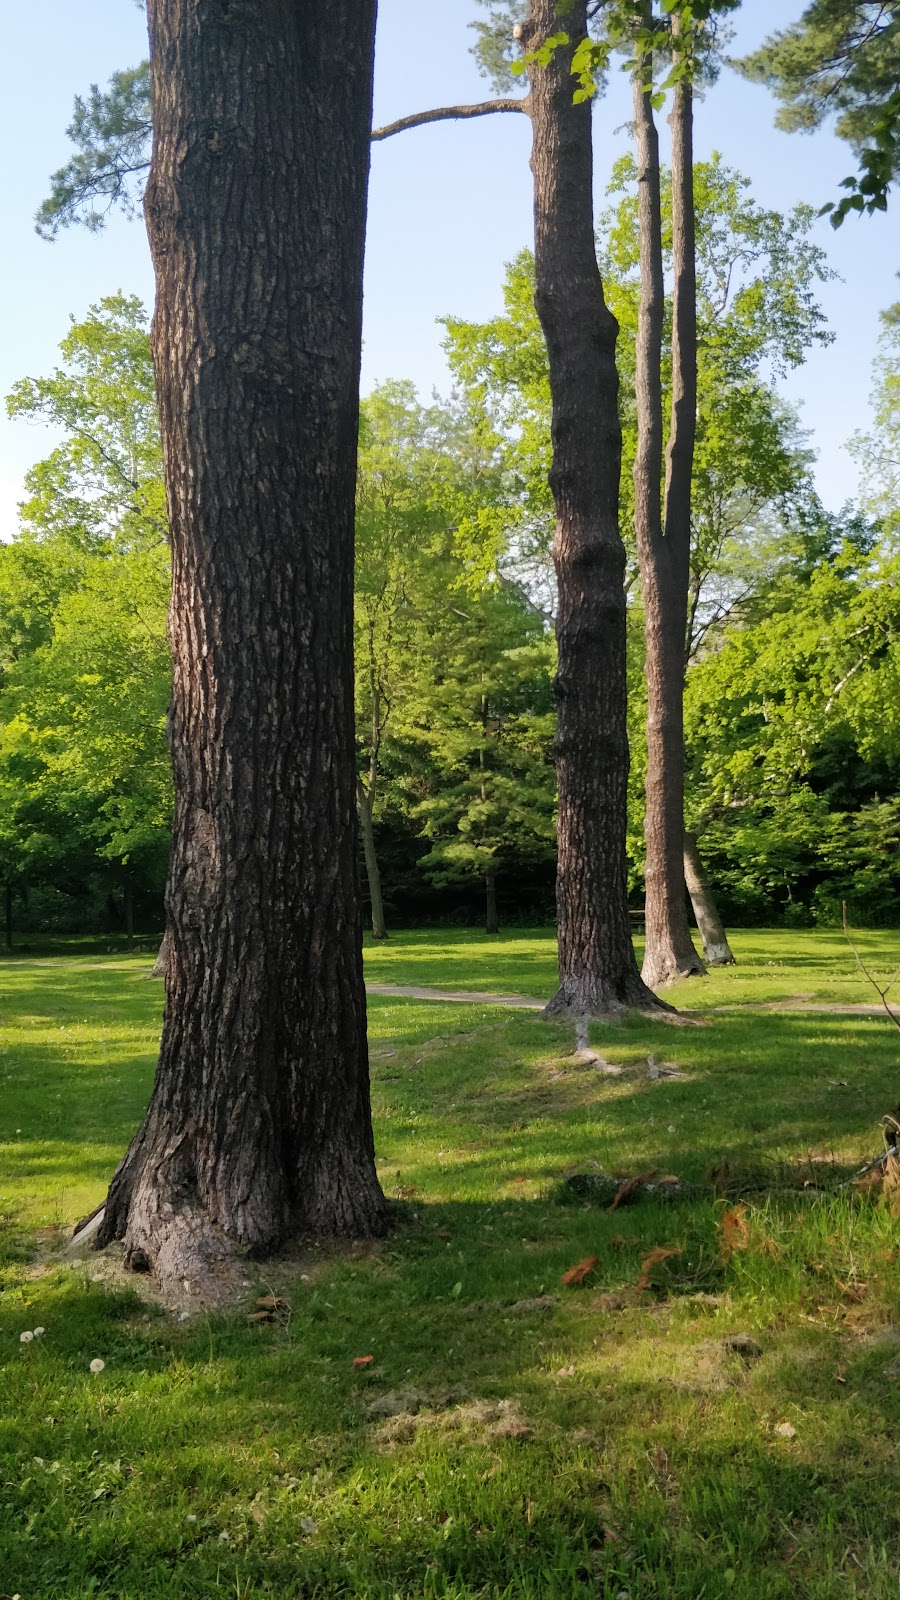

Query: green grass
left=361, top=924, right=900, bottom=1008
left=1, top=930, right=900, bottom=1598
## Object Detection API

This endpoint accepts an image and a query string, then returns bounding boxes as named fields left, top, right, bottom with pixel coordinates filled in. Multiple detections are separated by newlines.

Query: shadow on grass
left=2, top=1187, right=899, bottom=1599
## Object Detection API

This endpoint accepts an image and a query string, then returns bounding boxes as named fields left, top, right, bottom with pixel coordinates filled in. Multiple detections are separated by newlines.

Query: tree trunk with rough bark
left=149, top=928, right=170, bottom=980
left=524, top=0, right=662, bottom=1018
left=632, top=48, right=704, bottom=991
left=485, top=869, right=499, bottom=935
left=683, top=831, right=735, bottom=965
left=95, top=0, right=386, bottom=1287
left=358, top=787, right=388, bottom=942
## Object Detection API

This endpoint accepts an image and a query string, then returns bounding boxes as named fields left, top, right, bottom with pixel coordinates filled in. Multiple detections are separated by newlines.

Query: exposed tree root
left=544, top=978, right=673, bottom=1020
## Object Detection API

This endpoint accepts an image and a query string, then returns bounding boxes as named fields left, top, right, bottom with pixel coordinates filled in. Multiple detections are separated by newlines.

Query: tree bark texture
left=523, top=0, right=661, bottom=1017
left=632, top=56, right=704, bottom=990
left=683, top=832, right=735, bottom=966
left=149, top=928, right=170, bottom=980
left=358, top=787, right=388, bottom=942
left=97, top=0, right=386, bottom=1284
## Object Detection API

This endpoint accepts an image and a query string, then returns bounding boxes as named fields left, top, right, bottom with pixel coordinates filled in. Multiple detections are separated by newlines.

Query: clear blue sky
left=1, top=0, right=898, bottom=540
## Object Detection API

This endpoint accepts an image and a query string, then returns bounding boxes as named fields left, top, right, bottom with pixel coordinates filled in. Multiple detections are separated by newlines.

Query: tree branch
left=371, top=99, right=529, bottom=142
left=842, top=901, right=900, bottom=1035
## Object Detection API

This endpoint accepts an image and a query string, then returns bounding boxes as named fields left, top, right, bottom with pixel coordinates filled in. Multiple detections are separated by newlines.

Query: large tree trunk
left=683, top=831, right=735, bottom=966
left=524, top=0, right=662, bottom=1018
left=96, top=0, right=386, bottom=1287
left=358, top=787, right=388, bottom=942
left=633, top=47, right=704, bottom=991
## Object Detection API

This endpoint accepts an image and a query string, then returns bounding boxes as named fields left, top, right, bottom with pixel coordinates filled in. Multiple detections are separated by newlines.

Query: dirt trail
left=6, top=961, right=893, bottom=1016
left=368, top=983, right=891, bottom=1016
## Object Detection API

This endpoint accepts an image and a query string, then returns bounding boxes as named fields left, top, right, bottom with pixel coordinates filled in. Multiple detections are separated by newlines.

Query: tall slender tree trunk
left=632, top=42, right=704, bottom=991
left=95, top=0, right=386, bottom=1286
left=358, top=786, right=388, bottom=942
left=4, top=882, right=11, bottom=953
left=485, top=869, right=499, bottom=935
left=523, top=0, right=662, bottom=1017
left=124, top=879, right=134, bottom=948
left=683, top=831, right=735, bottom=965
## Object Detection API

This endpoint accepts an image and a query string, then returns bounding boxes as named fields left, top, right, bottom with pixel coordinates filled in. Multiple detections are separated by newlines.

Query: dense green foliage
left=5, top=132, right=900, bottom=933
left=0, top=298, right=169, bottom=938
left=0, top=314, right=557, bottom=938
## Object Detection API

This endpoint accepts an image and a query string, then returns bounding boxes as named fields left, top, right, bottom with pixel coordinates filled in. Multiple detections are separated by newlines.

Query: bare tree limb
left=842, top=900, right=900, bottom=1035
left=371, top=99, right=530, bottom=142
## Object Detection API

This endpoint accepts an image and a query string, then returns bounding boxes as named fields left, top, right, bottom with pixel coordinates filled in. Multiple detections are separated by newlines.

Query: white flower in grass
left=20, top=1331, right=33, bottom=1343
left=33, top=1327, right=45, bottom=1338
left=89, top=1357, right=105, bottom=1374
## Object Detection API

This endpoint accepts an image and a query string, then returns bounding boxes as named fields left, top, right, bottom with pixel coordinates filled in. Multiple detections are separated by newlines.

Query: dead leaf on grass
left=608, top=1177, right=641, bottom=1211
left=256, top=1295, right=287, bottom=1311
left=636, top=1246, right=682, bottom=1292
left=561, top=1255, right=599, bottom=1287
left=352, top=1355, right=374, bottom=1369
left=719, top=1204, right=750, bottom=1260
left=248, top=1311, right=275, bottom=1324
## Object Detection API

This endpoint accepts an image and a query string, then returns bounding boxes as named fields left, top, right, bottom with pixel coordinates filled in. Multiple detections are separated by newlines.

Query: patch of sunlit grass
left=1, top=932, right=899, bottom=1596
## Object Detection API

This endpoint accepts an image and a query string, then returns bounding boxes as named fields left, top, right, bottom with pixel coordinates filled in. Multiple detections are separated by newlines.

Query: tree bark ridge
left=523, top=0, right=663, bottom=1018
left=97, top=0, right=386, bottom=1285
left=634, top=43, right=704, bottom=991
left=683, top=832, right=735, bottom=965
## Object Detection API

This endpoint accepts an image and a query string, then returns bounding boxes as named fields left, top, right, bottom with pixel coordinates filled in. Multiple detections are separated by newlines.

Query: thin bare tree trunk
left=4, top=882, right=11, bottom=953
left=358, top=787, right=388, bottom=941
left=524, top=0, right=663, bottom=1018
left=95, top=0, right=386, bottom=1286
left=632, top=39, right=704, bottom=991
left=485, top=869, right=499, bottom=935
left=683, top=832, right=735, bottom=965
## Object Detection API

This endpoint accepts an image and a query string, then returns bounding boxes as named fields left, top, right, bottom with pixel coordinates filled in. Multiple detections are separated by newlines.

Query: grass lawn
left=1, top=929, right=899, bottom=1598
